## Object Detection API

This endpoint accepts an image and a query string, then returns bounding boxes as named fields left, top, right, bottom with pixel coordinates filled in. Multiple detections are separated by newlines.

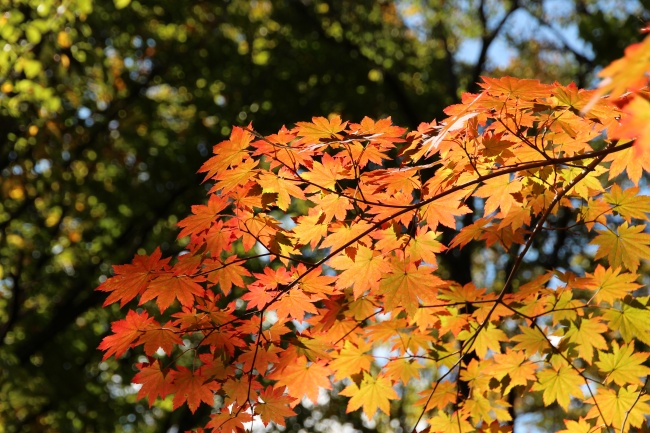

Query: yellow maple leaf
left=557, top=417, right=593, bottom=433
left=531, top=365, right=583, bottom=410
left=484, top=349, right=537, bottom=393
left=604, top=299, right=650, bottom=346
left=458, top=322, right=507, bottom=358
left=339, top=373, right=398, bottom=419
left=328, top=340, right=373, bottom=381
left=428, top=411, right=474, bottom=433
left=586, top=386, right=650, bottom=431
left=604, top=184, right=650, bottom=223
left=584, top=265, right=641, bottom=305
left=591, top=222, right=650, bottom=272
left=596, top=341, right=650, bottom=387
left=564, top=317, right=608, bottom=364
left=511, top=325, right=550, bottom=357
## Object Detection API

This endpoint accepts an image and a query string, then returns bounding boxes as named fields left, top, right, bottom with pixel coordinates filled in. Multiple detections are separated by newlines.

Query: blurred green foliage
left=0, top=0, right=648, bottom=432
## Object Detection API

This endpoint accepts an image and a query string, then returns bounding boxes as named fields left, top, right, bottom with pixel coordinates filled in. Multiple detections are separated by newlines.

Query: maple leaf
left=484, top=349, right=537, bottom=393
left=98, top=310, right=154, bottom=360
left=339, top=372, right=398, bottom=419
left=292, top=210, right=329, bottom=250
left=421, top=189, right=471, bottom=231
left=480, top=76, right=552, bottom=99
left=384, top=358, right=424, bottom=384
left=595, top=341, right=650, bottom=386
left=294, top=264, right=337, bottom=297
left=133, top=360, right=173, bottom=405
left=291, top=334, right=333, bottom=362
left=585, top=386, right=650, bottom=431
left=206, top=410, right=253, bottom=433
left=531, top=365, right=583, bottom=410
left=427, top=411, right=474, bottom=433
left=255, top=386, right=297, bottom=427
left=474, top=176, right=523, bottom=216
left=557, top=418, right=592, bottom=433
left=242, top=282, right=277, bottom=311
left=406, top=228, right=446, bottom=266
left=199, top=126, right=255, bottom=181
left=329, top=245, right=392, bottom=299
left=274, top=289, right=318, bottom=322
left=603, top=143, right=650, bottom=186
left=604, top=299, right=650, bottom=346
left=309, top=193, right=351, bottom=223
left=98, top=247, right=169, bottom=307
left=177, top=194, right=230, bottom=239
left=584, top=265, right=641, bottom=305
left=591, top=222, right=650, bottom=272
left=320, top=221, right=373, bottom=252
left=328, top=340, right=374, bottom=381
left=210, top=158, right=258, bottom=194
left=604, top=184, right=650, bottom=222
left=294, top=115, right=347, bottom=143
left=257, top=169, right=306, bottom=211
left=238, top=343, right=281, bottom=374
left=379, top=260, right=443, bottom=315
left=139, top=322, right=183, bottom=356
left=416, top=380, right=457, bottom=411
left=205, top=256, right=252, bottom=296
left=222, top=376, right=263, bottom=407
left=458, top=322, right=507, bottom=359
left=301, top=153, right=349, bottom=191
left=170, top=367, right=220, bottom=413
left=591, top=35, right=650, bottom=100
left=612, top=94, right=650, bottom=155
left=564, top=317, right=608, bottom=364
left=268, top=357, right=332, bottom=404
left=449, top=217, right=490, bottom=249
left=140, top=273, right=206, bottom=313
left=464, top=394, right=512, bottom=424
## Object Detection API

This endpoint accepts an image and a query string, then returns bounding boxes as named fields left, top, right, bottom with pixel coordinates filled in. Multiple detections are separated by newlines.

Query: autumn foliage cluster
left=98, top=36, right=650, bottom=432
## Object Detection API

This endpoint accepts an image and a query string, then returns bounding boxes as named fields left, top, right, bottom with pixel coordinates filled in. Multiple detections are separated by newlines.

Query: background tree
left=1, top=1, right=649, bottom=432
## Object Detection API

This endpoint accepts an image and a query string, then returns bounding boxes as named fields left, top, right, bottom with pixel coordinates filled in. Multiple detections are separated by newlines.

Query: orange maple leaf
left=199, top=126, right=255, bottom=181
left=610, top=94, right=650, bottom=156
left=177, top=194, right=230, bottom=239
left=329, top=245, right=392, bottom=299
left=98, top=310, right=154, bottom=360
left=379, top=260, right=443, bottom=315
left=206, top=410, right=253, bottom=433
left=294, top=115, right=347, bottom=144
left=255, top=386, right=297, bottom=427
left=98, top=247, right=169, bottom=307
left=140, top=273, right=206, bottom=313
left=268, top=356, right=332, bottom=404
